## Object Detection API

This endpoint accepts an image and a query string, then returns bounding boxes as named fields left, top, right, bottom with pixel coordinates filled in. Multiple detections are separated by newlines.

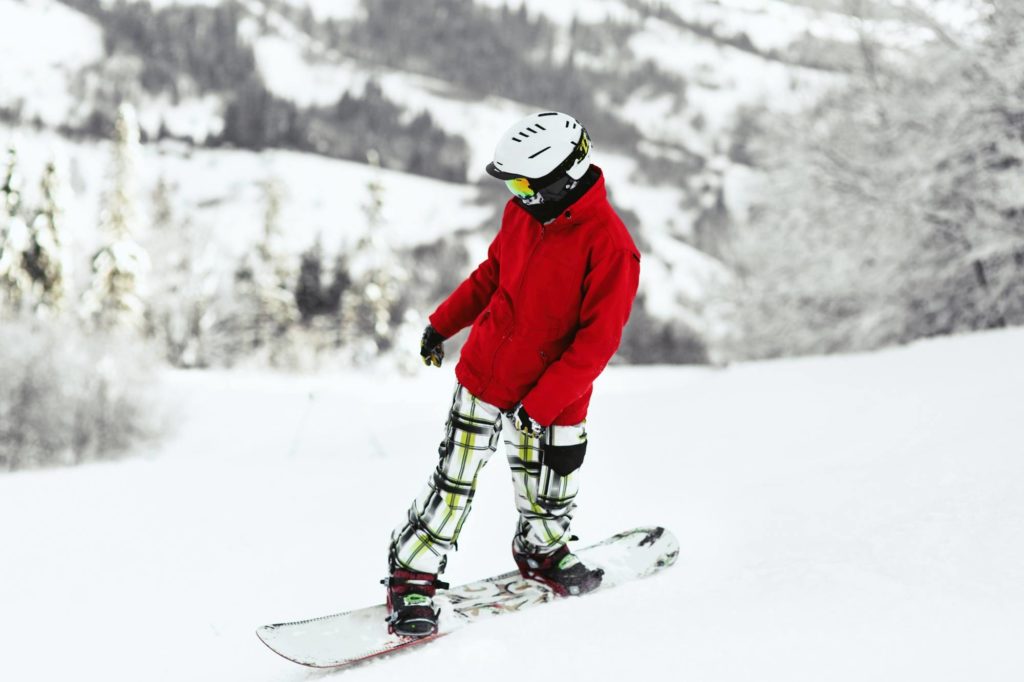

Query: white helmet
left=485, top=112, right=592, bottom=192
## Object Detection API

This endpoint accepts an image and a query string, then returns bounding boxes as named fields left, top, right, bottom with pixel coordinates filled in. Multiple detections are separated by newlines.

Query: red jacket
left=429, top=168, right=641, bottom=426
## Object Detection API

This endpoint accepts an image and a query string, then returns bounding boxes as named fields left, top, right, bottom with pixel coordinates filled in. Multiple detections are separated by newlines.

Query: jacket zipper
left=515, top=224, right=545, bottom=298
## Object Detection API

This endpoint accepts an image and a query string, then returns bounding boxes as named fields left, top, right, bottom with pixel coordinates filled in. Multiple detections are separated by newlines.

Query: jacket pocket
left=489, top=288, right=514, bottom=331
left=496, top=337, right=546, bottom=392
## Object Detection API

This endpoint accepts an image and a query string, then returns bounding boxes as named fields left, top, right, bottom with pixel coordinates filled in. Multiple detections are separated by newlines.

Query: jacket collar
left=513, top=166, right=608, bottom=230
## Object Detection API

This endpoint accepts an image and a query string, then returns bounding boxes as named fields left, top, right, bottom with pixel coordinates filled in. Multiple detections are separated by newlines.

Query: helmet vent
left=528, top=146, right=551, bottom=159
left=526, top=126, right=538, bottom=133
left=536, top=124, right=547, bottom=130
left=511, top=137, right=522, bottom=142
left=539, top=112, right=558, bottom=117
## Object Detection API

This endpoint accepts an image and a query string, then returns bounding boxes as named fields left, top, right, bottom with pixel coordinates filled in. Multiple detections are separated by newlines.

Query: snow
left=253, top=35, right=359, bottom=108
left=472, top=0, right=639, bottom=26
left=251, top=30, right=538, bottom=181
left=3, top=327, right=1023, bottom=681
left=368, top=79, right=533, bottom=183
left=0, top=0, right=104, bottom=126
left=0, top=125, right=493, bottom=265
left=629, top=15, right=837, bottom=130
left=2, top=115, right=724, bottom=330
left=597, top=151, right=732, bottom=322
left=137, top=146, right=493, bottom=258
left=136, top=94, right=225, bottom=144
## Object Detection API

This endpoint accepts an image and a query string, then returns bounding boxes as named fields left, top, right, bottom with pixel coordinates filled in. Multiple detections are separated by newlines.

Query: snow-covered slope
left=0, top=0, right=986, bottom=347
left=0, top=0, right=104, bottom=125
left=2, top=327, right=1022, bottom=681
left=2, top=126, right=492, bottom=264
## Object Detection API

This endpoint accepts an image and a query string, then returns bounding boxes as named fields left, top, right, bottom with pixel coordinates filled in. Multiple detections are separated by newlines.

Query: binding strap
left=383, top=569, right=450, bottom=594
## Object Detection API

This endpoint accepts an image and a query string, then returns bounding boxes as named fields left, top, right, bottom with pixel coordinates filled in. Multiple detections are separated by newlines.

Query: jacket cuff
left=427, top=311, right=456, bottom=340
left=519, top=395, right=557, bottom=428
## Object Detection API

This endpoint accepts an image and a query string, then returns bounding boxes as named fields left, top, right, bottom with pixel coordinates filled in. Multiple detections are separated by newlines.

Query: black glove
left=511, top=404, right=545, bottom=439
left=420, top=325, right=446, bottom=367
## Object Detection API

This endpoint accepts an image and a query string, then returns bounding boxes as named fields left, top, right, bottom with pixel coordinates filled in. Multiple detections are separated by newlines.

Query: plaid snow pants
left=389, top=383, right=588, bottom=575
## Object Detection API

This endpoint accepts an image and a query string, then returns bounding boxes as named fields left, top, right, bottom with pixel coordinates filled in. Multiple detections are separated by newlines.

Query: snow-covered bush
left=0, top=316, right=159, bottom=471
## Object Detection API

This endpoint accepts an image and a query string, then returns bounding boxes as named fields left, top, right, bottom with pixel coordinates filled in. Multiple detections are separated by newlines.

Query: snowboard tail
left=256, top=526, right=678, bottom=669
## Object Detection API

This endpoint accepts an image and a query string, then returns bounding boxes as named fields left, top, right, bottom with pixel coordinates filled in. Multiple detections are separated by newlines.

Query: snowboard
left=256, top=526, right=678, bottom=669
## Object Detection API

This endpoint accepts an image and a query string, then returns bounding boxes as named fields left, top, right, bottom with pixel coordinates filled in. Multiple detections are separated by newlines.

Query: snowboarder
left=386, top=111, right=641, bottom=638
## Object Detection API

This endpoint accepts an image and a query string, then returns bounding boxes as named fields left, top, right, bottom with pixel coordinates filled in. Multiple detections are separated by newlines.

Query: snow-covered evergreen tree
left=23, top=159, right=69, bottom=315
left=82, top=103, right=150, bottom=332
left=230, top=178, right=298, bottom=363
left=0, top=144, right=156, bottom=471
left=0, top=145, right=31, bottom=316
left=339, top=175, right=409, bottom=363
left=295, top=235, right=330, bottom=323
left=145, top=176, right=220, bottom=367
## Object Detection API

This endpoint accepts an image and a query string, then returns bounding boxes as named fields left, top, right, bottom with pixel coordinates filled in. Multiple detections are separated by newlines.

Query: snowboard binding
left=383, top=569, right=449, bottom=638
left=513, top=542, right=604, bottom=597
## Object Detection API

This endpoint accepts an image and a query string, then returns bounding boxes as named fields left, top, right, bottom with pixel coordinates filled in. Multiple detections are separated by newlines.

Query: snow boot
left=513, top=542, right=604, bottom=596
left=383, top=568, right=448, bottom=638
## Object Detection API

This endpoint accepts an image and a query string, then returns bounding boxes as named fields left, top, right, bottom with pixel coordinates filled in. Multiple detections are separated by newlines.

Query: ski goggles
left=504, top=177, right=536, bottom=199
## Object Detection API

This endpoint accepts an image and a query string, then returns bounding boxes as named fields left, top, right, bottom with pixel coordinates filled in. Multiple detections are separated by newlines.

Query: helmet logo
left=580, top=131, right=590, bottom=156
left=573, top=131, right=590, bottom=165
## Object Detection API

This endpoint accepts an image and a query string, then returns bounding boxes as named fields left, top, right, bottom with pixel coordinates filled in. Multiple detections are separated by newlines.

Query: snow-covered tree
left=914, top=3, right=1024, bottom=330
left=0, top=145, right=31, bottom=316
left=339, top=175, right=409, bottom=363
left=23, top=160, right=69, bottom=315
left=82, top=103, right=150, bottom=332
left=230, top=178, right=298, bottom=363
left=295, top=235, right=332, bottom=323
left=288, top=235, right=356, bottom=367
left=733, top=1, right=1024, bottom=358
left=0, top=140, right=157, bottom=471
left=145, top=176, right=220, bottom=367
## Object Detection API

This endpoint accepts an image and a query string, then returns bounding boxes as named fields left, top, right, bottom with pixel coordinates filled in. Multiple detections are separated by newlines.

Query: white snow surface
left=0, top=0, right=104, bottom=125
left=0, top=125, right=492, bottom=264
left=2, top=328, right=1023, bottom=681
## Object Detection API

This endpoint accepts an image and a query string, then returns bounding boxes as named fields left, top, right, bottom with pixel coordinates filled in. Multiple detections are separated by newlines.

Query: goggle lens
left=505, top=177, right=535, bottom=198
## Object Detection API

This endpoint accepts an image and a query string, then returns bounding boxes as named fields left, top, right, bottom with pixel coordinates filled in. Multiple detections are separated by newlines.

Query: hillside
left=1, top=326, right=1021, bottom=681
left=1, top=0, right=951, bottom=361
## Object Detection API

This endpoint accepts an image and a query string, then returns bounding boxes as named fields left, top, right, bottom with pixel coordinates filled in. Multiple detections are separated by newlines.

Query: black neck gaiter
left=517, top=167, right=600, bottom=224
